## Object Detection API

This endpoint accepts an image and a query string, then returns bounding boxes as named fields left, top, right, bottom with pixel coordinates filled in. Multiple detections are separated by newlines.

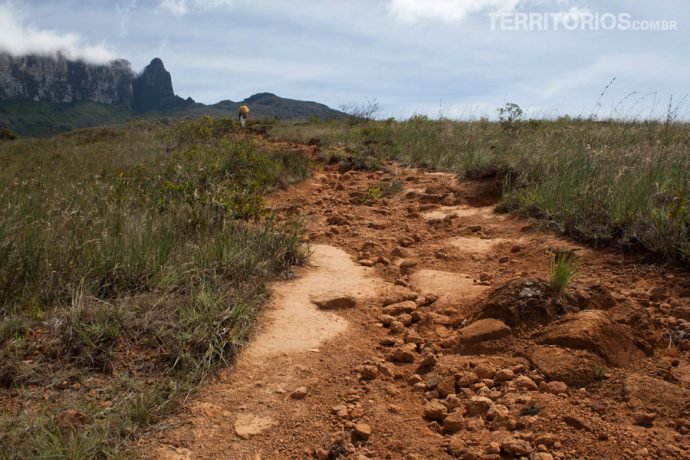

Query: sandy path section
left=245, top=244, right=383, bottom=360
left=147, top=244, right=387, bottom=460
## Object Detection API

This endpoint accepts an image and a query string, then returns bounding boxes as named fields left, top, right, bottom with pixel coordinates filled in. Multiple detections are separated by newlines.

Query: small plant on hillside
left=592, top=364, right=608, bottom=381
left=380, top=178, right=403, bottom=197
left=340, top=98, right=380, bottom=125
left=497, top=102, right=523, bottom=131
left=366, top=186, right=382, bottom=201
left=0, top=127, right=17, bottom=141
left=549, top=250, right=577, bottom=295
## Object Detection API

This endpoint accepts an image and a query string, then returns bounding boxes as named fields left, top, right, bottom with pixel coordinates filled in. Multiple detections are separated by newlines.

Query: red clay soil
left=139, top=141, right=690, bottom=460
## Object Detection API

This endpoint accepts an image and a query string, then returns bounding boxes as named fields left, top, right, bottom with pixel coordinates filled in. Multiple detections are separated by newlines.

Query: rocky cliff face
left=131, top=58, right=176, bottom=113
left=0, top=53, right=134, bottom=104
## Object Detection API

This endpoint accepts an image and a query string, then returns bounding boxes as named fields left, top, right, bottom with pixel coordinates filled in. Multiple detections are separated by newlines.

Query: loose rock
left=465, top=396, right=493, bottom=417
left=311, top=292, right=356, bottom=310
left=354, top=423, right=372, bottom=440
left=424, top=400, right=448, bottom=422
left=290, top=387, right=308, bottom=400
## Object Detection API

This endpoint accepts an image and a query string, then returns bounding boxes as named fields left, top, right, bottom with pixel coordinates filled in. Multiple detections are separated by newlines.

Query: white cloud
left=157, top=0, right=239, bottom=16
left=116, top=0, right=138, bottom=37
left=0, top=2, right=116, bottom=63
left=389, top=0, right=521, bottom=23
left=158, top=0, right=188, bottom=16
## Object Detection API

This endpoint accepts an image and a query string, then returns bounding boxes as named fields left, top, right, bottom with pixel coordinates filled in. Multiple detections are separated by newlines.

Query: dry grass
left=0, top=117, right=309, bottom=458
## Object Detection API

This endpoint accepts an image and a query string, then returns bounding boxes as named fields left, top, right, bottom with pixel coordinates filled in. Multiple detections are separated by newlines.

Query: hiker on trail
left=238, top=105, right=250, bottom=127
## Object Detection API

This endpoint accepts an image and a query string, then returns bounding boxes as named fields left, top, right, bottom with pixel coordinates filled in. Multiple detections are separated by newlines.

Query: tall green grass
left=271, top=116, right=690, bottom=262
left=0, top=117, right=309, bottom=458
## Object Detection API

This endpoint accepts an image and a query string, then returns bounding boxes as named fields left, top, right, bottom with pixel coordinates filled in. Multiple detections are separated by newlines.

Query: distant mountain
left=0, top=53, right=133, bottom=104
left=212, top=92, right=344, bottom=120
left=0, top=54, right=345, bottom=136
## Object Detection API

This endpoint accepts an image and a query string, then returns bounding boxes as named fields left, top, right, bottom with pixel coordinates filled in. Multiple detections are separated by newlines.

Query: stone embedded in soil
left=390, top=321, right=405, bottom=333
left=424, top=400, right=448, bottom=421
left=443, top=411, right=465, bottom=433
left=354, top=423, right=372, bottom=440
left=536, top=310, right=646, bottom=366
left=234, top=414, right=277, bottom=439
left=534, top=433, right=558, bottom=447
left=381, top=286, right=418, bottom=306
left=436, top=375, right=457, bottom=398
left=332, top=404, right=349, bottom=418
left=311, top=292, right=357, bottom=310
left=486, top=404, right=517, bottom=431
left=457, top=318, right=512, bottom=346
left=290, top=387, right=308, bottom=399
left=474, top=366, right=496, bottom=379
left=391, top=246, right=410, bottom=258
left=562, top=414, right=592, bottom=431
left=539, top=380, right=568, bottom=394
left=368, top=221, right=387, bottom=230
left=494, top=369, right=515, bottom=382
left=649, top=286, right=670, bottom=302
left=633, top=411, right=656, bottom=427
left=399, top=259, right=418, bottom=275
left=359, top=365, right=379, bottom=380
left=416, top=353, right=438, bottom=374
left=457, top=371, right=480, bottom=387
left=444, top=394, right=464, bottom=411
left=530, top=345, right=606, bottom=387
left=378, top=314, right=396, bottom=326
left=390, top=343, right=417, bottom=363
left=382, top=301, right=417, bottom=316
left=326, top=214, right=348, bottom=226
left=501, top=438, right=533, bottom=456
left=515, top=375, right=538, bottom=391
left=477, top=278, right=573, bottom=328
left=398, top=313, right=413, bottom=326
left=465, top=396, right=493, bottom=416
left=533, top=453, right=554, bottom=460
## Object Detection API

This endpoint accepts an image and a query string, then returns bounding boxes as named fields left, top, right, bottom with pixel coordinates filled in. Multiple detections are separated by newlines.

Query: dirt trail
left=141, top=144, right=690, bottom=459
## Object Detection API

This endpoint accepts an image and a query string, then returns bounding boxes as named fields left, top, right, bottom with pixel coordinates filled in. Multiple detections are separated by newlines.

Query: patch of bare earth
left=140, top=146, right=690, bottom=460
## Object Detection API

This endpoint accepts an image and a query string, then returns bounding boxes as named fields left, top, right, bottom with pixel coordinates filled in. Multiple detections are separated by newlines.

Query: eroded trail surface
left=143, top=146, right=690, bottom=460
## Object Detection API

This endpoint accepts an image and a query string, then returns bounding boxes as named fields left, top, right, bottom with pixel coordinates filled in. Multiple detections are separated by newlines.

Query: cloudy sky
left=0, top=0, right=688, bottom=119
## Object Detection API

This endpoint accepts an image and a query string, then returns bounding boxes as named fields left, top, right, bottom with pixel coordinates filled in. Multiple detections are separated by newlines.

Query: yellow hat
left=239, top=105, right=250, bottom=114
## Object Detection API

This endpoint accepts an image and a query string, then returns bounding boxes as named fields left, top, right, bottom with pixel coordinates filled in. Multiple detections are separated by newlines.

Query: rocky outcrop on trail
left=476, top=278, right=575, bottom=328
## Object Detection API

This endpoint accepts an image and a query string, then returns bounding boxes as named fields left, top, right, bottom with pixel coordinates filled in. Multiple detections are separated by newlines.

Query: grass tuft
left=549, top=251, right=577, bottom=295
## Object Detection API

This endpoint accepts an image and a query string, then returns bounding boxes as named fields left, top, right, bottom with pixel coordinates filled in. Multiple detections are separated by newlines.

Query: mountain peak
left=245, top=92, right=278, bottom=103
left=131, top=57, right=175, bottom=113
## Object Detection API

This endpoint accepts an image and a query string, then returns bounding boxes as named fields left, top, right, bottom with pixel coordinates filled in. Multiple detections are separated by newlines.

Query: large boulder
left=457, top=319, right=512, bottom=353
left=529, top=345, right=606, bottom=386
left=476, top=278, right=574, bottom=328
left=536, top=310, right=645, bottom=366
